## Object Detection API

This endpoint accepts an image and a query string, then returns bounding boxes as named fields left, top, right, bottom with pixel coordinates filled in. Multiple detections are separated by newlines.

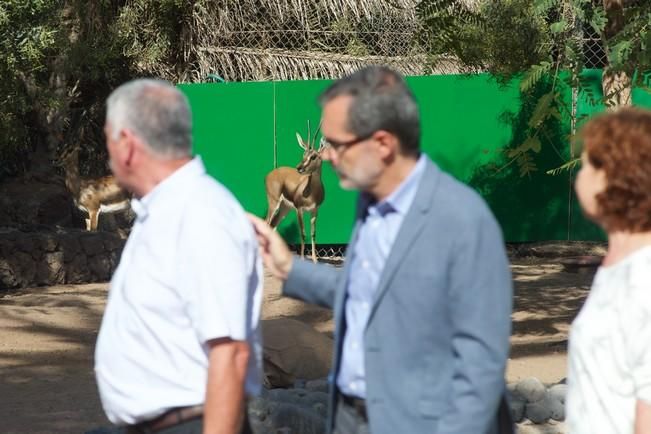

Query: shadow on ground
left=0, top=284, right=108, bottom=434
left=510, top=259, right=593, bottom=359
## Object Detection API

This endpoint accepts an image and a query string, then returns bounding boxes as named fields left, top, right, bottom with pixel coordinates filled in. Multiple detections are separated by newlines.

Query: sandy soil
left=0, top=259, right=593, bottom=433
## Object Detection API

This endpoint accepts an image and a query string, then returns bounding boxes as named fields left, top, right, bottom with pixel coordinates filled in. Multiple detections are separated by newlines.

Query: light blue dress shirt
left=337, top=154, right=427, bottom=398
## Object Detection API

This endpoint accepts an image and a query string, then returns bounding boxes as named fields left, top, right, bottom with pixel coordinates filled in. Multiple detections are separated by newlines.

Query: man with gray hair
left=250, top=66, right=514, bottom=434
left=94, top=79, right=262, bottom=434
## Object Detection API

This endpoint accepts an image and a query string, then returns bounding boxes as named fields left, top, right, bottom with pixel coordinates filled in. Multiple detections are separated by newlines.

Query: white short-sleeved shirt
left=567, top=246, right=651, bottom=434
left=94, top=157, right=263, bottom=425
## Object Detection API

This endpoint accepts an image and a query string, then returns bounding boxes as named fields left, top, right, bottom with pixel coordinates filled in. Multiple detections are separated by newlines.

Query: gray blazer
left=284, top=157, right=514, bottom=434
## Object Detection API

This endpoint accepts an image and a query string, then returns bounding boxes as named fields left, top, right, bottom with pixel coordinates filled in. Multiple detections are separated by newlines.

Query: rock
left=44, top=252, right=65, bottom=278
left=510, top=396, right=526, bottom=423
left=66, top=254, right=88, bottom=284
left=248, top=394, right=326, bottom=434
left=248, top=394, right=273, bottom=423
left=35, top=256, right=51, bottom=286
left=306, top=378, right=329, bottom=394
left=515, top=377, right=547, bottom=403
left=548, top=384, right=567, bottom=405
left=266, top=388, right=329, bottom=417
left=59, top=235, right=81, bottom=261
left=525, top=391, right=554, bottom=424
left=89, top=256, right=112, bottom=281
left=15, top=251, right=36, bottom=286
left=0, top=258, right=18, bottom=289
left=79, top=235, right=105, bottom=256
left=525, top=401, right=552, bottom=424
left=40, top=234, right=59, bottom=253
left=0, top=229, right=126, bottom=289
left=15, top=236, right=35, bottom=254
left=517, top=420, right=567, bottom=434
left=262, top=318, right=333, bottom=388
left=268, top=402, right=326, bottom=434
left=547, top=394, right=565, bottom=421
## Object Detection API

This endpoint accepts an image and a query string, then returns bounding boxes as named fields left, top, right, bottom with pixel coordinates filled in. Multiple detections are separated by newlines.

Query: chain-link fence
left=289, top=244, right=347, bottom=263
left=191, top=2, right=611, bottom=82
left=581, top=23, right=609, bottom=69
left=583, top=36, right=608, bottom=69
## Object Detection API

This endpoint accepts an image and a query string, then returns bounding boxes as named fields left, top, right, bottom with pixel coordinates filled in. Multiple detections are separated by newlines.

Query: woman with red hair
left=567, top=107, right=651, bottom=433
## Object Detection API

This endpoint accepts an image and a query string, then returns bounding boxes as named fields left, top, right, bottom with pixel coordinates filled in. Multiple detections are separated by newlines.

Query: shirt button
left=350, top=382, right=357, bottom=390
left=352, top=341, right=359, bottom=350
left=362, top=302, right=369, bottom=309
left=362, top=260, right=370, bottom=269
left=371, top=220, right=380, bottom=228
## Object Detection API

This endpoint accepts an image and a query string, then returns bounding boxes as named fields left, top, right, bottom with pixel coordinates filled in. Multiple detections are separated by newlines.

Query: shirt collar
left=131, top=156, right=206, bottom=221
left=362, top=153, right=427, bottom=218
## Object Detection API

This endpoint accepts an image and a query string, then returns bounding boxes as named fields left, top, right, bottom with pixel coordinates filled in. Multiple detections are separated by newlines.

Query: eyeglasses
left=323, top=131, right=375, bottom=153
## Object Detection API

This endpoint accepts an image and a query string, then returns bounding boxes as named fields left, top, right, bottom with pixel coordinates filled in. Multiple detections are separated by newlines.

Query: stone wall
left=0, top=228, right=125, bottom=290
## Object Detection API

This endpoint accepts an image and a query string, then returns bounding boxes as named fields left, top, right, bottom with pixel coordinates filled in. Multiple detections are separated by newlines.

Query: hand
left=247, top=213, right=293, bottom=281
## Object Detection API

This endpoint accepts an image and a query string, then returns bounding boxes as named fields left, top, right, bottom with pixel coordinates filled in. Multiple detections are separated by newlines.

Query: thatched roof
left=196, top=47, right=469, bottom=82
left=185, top=0, right=472, bottom=82
left=203, top=0, right=419, bottom=28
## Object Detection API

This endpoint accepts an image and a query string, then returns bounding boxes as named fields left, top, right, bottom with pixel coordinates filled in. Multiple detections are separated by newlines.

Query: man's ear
left=373, top=130, right=399, bottom=159
left=121, top=129, right=141, bottom=167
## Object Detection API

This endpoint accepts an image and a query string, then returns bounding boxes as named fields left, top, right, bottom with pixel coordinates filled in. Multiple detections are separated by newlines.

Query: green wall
left=179, top=73, right=650, bottom=244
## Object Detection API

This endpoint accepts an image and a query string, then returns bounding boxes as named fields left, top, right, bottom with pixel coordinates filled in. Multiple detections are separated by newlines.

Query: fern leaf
left=578, top=75, right=599, bottom=107
left=416, top=0, right=457, bottom=19
left=546, top=158, right=580, bottom=176
left=518, top=153, right=537, bottom=178
left=528, top=92, right=555, bottom=129
left=588, top=6, right=607, bottom=35
left=609, top=40, right=633, bottom=66
left=534, top=0, right=560, bottom=15
left=520, top=61, right=552, bottom=92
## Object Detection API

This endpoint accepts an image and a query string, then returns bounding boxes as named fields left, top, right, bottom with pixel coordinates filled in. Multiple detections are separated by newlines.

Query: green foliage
left=0, top=0, right=194, bottom=180
left=419, top=0, right=553, bottom=80
left=520, top=61, right=553, bottom=92
left=417, top=0, right=651, bottom=178
left=0, top=0, right=64, bottom=178
left=587, top=6, right=607, bottom=34
left=528, top=92, right=560, bottom=128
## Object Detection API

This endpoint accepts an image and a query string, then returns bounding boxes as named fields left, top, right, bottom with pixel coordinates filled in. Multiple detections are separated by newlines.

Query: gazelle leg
left=297, top=210, right=305, bottom=258
left=266, top=196, right=282, bottom=226
left=270, top=201, right=291, bottom=229
left=89, top=210, right=100, bottom=231
left=310, top=209, right=318, bottom=263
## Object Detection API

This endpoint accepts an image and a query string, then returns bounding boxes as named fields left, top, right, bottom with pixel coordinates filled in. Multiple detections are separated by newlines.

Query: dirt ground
left=0, top=259, right=594, bottom=434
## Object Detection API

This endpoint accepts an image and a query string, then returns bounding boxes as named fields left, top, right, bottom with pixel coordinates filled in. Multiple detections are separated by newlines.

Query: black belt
left=127, top=405, right=203, bottom=434
left=341, top=394, right=368, bottom=421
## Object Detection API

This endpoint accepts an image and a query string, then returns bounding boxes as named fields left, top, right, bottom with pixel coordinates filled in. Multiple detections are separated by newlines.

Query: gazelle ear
left=317, top=137, right=329, bottom=153
left=296, top=132, right=308, bottom=150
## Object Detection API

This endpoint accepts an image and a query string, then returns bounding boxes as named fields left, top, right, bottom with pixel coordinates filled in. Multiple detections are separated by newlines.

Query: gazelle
left=58, top=146, right=131, bottom=231
left=265, top=123, right=327, bottom=263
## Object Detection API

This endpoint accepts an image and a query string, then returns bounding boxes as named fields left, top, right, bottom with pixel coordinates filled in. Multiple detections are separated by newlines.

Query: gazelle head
left=295, top=121, right=329, bottom=175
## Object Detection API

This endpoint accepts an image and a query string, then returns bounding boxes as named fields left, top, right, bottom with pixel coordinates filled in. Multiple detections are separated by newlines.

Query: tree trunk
left=21, top=3, right=79, bottom=181
left=602, top=70, right=632, bottom=109
left=20, top=67, right=72, bottom=182
left=602, top=0, right=632, bottom=110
